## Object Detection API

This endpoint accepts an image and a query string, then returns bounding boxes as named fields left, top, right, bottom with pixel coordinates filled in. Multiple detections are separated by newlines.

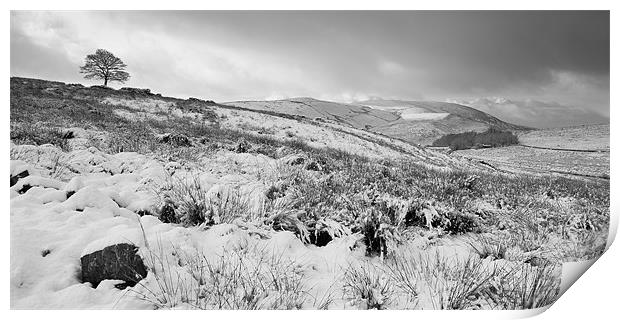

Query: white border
left=3, top=2, right=617, bottom=320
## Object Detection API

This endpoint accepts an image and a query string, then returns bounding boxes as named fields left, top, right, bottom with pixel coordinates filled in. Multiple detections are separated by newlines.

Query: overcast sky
left=11, top=11, right=609, bottom=128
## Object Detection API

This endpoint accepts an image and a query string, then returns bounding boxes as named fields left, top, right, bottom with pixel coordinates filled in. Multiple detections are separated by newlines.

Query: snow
left=10, top=143, right=367, bottom=309
left=23, top=186, right=67, bottom=203
left=57, top=186, right=122, bottom=216
left=10, top=160, right=33, bottom=176
left=11, top=176, right=66, bottom=191
left=400, top=111, right=450, bottom=121
left=9, top=135, right=580, bottom=310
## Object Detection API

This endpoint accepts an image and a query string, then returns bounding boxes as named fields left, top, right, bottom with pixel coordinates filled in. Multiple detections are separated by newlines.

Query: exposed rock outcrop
left=80, top=243, right=147, bottom=289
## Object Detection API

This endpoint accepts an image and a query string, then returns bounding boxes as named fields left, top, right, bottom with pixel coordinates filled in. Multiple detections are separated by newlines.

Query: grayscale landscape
left=10, top=11, right=610, bottom=310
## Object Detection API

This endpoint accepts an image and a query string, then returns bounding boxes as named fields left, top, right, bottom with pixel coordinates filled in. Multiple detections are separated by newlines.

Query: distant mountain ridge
left=226, top=97, right=399, bottom=129
left=226, top=98, right=528, bottom=145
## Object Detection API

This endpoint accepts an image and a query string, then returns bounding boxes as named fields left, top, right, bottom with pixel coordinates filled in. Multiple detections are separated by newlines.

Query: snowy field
left=7, top=143, right=488, bottom=309
left=518, top=124, right=609, bottom=151
left=400, top=111, right=450, bottom=121
left=9, top=77, right=609, bottom=310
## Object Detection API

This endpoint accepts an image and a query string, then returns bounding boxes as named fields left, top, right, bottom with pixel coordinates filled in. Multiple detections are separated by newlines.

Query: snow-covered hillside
left=226, top=98, right=527, bottom=146
left=9, top=77, right=610, bottom=310
left=360, top=100, right=529, bottom=145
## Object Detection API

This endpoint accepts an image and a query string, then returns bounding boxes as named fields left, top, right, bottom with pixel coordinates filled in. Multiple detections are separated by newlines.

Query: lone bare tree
left=79, top=49, right=130, bottom=86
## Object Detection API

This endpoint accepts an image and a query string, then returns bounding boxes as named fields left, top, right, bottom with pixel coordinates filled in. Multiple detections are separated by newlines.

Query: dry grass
left=156, top=175, right=254, bottom=226
left=134, top=239, right=311, bottom=309
left=385, top=249, right=500, bottom=310
left=485, top=262, right=561, bottom=309
left=343, top=260, right=395, bottom=309
left=466, top=233, right=517, bottom=261
left=10, top=122, right=70, bottom=151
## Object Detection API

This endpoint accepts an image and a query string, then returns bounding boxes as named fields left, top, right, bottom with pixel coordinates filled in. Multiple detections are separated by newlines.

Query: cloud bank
left=11, top=11, right=609, bottom=128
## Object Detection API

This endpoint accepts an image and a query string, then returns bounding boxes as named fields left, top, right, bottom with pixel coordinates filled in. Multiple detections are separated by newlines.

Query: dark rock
left=136, top=209, right=151, bottom=217
left=80, top=243, right=147, bottom=289
left=61, top=131, right=75, bottom=139
left=18, top=184, right=33, bottom=194
left=309, top=229, right=333, bottom=247
left=41, top=249, right=51, bottom=257
left=158, top=202, right=178, bottom=224
left=10, top=170, right=29, bottom=187
left=159, top=133, right=191, bottom=147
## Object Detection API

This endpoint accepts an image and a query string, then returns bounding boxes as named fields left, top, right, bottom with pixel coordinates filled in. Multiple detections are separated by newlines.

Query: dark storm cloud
left=10, top=11, right=609, bottom=126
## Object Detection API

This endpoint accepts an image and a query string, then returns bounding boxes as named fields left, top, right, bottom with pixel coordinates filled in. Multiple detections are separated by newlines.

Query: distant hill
left=448, top=97, right=610, bottom=129
left=10, top=77, right=472, bottom=169
left=225, top=97, right=399, bottom=129
left=360, top=100, right=529, bottom=145
left=226, top=98, right=528, bottom=145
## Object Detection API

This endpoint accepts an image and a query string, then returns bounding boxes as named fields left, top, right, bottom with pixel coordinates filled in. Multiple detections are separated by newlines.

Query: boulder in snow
left=10, top=170, right=29, bottom=187
left=80, top=243, right=147, bottom=289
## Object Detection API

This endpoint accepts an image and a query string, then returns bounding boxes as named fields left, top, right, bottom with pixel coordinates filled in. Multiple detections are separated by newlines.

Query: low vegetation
left=135, top=242, right=310, bottom=309
left=432, top=128, right=519, bottom=150
left=10, top=77, right=608, bottom=310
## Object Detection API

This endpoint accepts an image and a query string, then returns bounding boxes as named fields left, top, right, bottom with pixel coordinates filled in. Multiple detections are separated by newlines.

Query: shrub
left=158, top=175, right=209, bottom=226
left=265, top=209, right=310, bottom=243
left=206, top=187, right=251, bottom=224
left=353, top=194, right=412, bottom=257
left=439, top=210, right=480, bottom=234
left=157, top=176, right=254, bottom=226
left=10, top=123, right=70, bottom=151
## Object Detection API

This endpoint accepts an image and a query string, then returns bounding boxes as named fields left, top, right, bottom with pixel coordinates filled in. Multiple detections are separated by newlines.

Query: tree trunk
left=104, top=77, right=108, bottom=86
